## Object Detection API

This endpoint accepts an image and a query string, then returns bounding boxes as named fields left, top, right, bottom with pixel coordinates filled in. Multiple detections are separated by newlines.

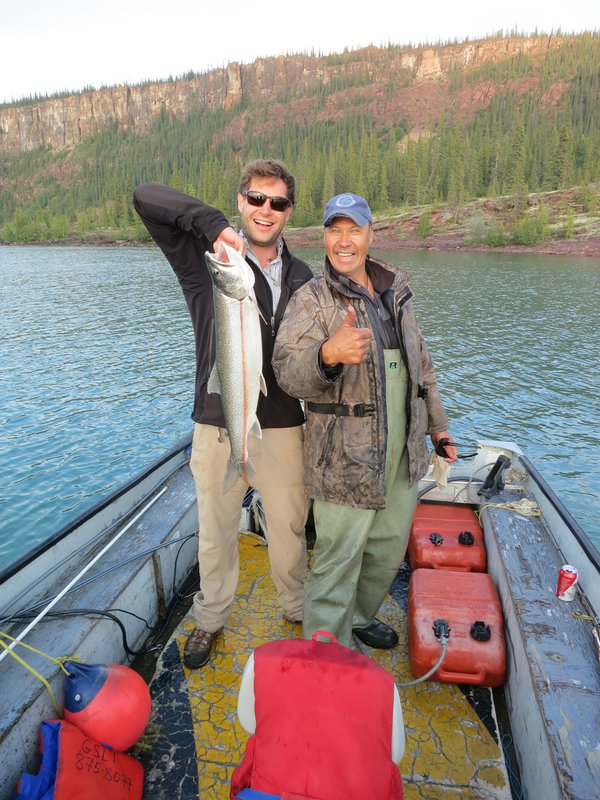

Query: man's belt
left=306, top=402, right=375, bottom=417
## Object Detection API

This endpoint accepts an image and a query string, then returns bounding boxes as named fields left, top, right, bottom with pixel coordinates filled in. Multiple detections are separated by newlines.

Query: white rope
left=0, top=485, right=167, bottom=665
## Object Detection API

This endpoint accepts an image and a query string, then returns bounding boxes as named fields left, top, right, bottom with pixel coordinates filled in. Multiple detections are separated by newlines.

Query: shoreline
left=2, top=233, right=600, bottom=258
left=284, top=230, right=600, bottom=259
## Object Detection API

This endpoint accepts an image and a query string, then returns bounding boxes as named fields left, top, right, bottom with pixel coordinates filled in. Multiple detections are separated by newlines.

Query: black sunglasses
left=242, top=190, right=292, bottom=213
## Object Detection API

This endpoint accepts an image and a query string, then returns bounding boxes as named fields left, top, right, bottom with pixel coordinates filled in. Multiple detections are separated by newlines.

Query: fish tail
left=222, top=457, right=257, bottom=493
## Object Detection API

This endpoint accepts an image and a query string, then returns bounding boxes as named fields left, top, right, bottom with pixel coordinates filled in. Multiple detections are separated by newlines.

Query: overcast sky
left=1, top=0, right=598, bottom=104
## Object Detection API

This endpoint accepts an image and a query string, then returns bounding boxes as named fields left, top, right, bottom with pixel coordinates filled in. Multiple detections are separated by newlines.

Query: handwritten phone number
left=75, top=753, right=133, bottom=789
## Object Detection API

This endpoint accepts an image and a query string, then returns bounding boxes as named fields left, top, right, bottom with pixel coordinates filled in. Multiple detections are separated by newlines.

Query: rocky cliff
left=0, top=36, right=567, bottom=156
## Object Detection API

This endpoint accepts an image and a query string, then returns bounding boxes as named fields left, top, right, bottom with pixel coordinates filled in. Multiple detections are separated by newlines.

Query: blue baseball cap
left=323, top=193, right=373, bottom=227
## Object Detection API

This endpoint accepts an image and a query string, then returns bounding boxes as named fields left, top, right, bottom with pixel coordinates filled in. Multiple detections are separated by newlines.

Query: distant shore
left=285, top=229, right=600, bottom=258
left=2, top=231, right=600, bottom=258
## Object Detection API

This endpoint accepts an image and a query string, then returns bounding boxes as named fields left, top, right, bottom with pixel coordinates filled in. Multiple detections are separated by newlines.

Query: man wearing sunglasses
left=133, top=160, right=313, bottom=668
left=273, top=193, right=457, bottom=650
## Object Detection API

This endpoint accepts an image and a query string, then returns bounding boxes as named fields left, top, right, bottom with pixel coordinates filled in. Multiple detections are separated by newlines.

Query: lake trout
left=204, top=242, right=266, bottom=492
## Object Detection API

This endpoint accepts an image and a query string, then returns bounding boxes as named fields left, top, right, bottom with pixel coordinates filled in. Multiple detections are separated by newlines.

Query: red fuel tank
left=407, top=568, right=506, bottom=687
left=407, top=503, right=486, bottom=572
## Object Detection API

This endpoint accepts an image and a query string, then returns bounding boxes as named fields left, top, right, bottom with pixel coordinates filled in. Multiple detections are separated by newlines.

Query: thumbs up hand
left=341, top=305, right=359, bottom=328
left=321, top=305, right=372, bottom=366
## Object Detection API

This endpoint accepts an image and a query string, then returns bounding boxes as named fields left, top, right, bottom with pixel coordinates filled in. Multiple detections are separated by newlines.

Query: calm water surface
left=1, top=245, right=598, bottom=568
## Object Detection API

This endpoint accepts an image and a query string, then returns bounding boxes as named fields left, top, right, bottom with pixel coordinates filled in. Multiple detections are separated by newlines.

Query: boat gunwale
left=518, top=452, right=600, bottom=572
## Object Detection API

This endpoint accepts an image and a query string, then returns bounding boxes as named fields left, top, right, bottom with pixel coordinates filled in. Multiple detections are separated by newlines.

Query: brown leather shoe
left=183, top=626, right=222, bottom=669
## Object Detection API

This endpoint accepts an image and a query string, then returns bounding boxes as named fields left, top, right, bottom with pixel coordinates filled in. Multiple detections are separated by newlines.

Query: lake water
left=1, top=245, right=599, bottom=569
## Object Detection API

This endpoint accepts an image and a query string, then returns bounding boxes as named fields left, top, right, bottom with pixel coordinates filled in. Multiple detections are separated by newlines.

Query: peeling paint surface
left=138, top=534, right=511, bottom=799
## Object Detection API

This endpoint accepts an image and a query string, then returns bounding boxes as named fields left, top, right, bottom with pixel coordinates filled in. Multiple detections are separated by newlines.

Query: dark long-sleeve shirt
left=133, top=182, right=313, bottom=428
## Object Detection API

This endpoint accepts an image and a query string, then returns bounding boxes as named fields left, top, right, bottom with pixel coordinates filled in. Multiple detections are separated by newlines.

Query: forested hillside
left=1, top=32, right=599, bottom=244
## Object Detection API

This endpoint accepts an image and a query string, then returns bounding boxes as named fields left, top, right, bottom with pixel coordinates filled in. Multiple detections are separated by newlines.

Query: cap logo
left=336, top=194, right=357, bottom=208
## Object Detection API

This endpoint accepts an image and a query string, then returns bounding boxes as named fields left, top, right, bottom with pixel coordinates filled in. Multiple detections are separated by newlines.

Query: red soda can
left=556, top=565, right=578, bottom=601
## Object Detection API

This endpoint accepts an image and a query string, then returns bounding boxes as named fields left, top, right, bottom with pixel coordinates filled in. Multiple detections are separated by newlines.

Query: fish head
left=204, top=242, right=255, bottom=300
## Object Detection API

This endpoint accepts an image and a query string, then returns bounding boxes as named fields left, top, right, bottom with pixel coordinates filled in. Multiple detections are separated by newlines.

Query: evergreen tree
left=2, top=32, right=599, bottom=242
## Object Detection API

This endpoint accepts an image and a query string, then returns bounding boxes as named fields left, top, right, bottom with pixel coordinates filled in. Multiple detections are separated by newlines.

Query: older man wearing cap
left=273, top=193, right=457, bottom=649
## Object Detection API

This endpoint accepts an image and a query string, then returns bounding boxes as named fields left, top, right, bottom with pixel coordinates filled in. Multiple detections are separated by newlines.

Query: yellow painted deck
left=136, top=534, right=512, bottom=800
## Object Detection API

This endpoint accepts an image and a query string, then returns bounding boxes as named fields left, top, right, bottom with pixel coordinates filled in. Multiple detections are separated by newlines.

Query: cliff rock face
left=0, top=36, right=565, bottom=155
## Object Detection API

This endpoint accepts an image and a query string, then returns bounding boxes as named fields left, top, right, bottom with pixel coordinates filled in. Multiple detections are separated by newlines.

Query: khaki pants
left=190, top=423, right=308, bottom=631
left=304, top=350, right=418, bottom=647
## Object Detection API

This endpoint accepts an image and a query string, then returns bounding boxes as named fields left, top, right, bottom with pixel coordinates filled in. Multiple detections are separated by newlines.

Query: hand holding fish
left=321, top=305, right=372, bottom=366
left=213, top=227, right=246, bottom=257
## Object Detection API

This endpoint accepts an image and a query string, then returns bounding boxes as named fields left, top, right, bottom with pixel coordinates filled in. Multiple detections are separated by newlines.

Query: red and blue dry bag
left=15, top=719, right=143, bottom=800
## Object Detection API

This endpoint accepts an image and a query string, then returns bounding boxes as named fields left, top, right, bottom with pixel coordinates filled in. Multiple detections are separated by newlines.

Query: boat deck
left=135, top=533, right=513, bottom=800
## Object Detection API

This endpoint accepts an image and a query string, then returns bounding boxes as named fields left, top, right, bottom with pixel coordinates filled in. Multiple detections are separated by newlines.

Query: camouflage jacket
left=272, top=256, right=449, bottom=509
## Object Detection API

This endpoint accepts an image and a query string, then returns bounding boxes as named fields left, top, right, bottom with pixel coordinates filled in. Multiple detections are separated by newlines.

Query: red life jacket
left=16, top=719, right=143, bottom=800
left=230, top=635, right=404, bottom=800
